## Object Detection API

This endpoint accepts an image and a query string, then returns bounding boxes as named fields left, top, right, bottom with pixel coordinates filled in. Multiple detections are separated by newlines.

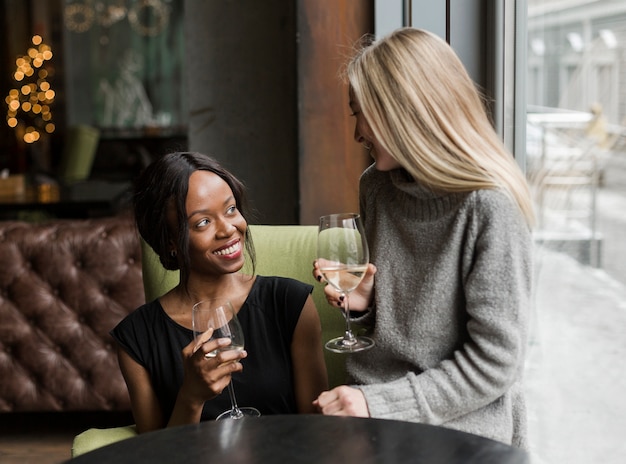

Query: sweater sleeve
left=357, top=191, right=533, bottom=426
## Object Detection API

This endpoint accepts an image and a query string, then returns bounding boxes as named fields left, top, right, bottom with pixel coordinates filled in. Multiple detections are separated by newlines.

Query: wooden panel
left=297, top=0, right=374, bottom=225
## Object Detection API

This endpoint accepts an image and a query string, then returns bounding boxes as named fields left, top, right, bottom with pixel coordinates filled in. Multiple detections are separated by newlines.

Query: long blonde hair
left=347, top=27, right=535, bottom=226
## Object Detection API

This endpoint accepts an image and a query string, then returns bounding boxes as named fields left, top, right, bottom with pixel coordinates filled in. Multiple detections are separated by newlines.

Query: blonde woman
left=313, top=28, right=534, bottom=448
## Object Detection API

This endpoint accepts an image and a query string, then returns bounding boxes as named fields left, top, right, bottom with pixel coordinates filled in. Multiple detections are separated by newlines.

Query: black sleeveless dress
left=111, top=276, right=313, bottom=421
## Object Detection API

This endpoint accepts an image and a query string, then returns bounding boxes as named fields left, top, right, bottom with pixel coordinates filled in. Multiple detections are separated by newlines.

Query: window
left=525, top=1, right=626, bottom=462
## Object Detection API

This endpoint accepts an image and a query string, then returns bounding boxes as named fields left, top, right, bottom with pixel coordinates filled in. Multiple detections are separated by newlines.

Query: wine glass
left=192, top=299, right=261, bottom=420
left=318, top=213, right=374, bottom=353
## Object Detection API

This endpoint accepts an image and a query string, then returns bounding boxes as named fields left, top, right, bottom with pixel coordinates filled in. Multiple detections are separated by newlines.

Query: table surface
left=65, top=415, right=529, bottom=464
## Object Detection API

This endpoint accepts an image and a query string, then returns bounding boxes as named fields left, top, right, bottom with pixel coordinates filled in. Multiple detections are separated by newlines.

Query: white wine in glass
left=192, top=300, right=261, bottom=420
left=318, top=213, right=375, bottom=353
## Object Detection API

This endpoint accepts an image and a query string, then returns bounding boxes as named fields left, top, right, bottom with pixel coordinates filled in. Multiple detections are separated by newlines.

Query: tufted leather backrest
left=0, top=214, right=144, bottom=412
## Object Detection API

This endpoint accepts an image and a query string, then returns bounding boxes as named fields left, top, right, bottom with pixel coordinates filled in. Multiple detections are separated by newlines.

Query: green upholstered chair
left=72, top=224, right=348, bottom=457
left=71, top=424, right=138, bottom=457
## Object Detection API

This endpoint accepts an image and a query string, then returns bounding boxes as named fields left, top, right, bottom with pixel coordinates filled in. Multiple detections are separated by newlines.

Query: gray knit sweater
left=350, top=166, right=532, bottom=448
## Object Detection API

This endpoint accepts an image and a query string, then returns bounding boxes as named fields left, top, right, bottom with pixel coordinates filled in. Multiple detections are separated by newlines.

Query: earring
left=170, top=250, right=177, bottom=258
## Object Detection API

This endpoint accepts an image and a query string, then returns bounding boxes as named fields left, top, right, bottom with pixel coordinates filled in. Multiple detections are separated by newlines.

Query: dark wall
left=185, top=0, right=373, bottom=225
left=185, top=0, right=299, bottom=224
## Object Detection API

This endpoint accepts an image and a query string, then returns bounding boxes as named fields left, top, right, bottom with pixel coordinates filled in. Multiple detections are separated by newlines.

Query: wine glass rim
left=192, top=299, right=234, bottom=311
left=319, top=212, right=360, bottom=220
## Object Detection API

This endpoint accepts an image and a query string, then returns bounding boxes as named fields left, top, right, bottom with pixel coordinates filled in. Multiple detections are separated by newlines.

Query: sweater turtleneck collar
left=390, top=169, right=443, bottom=199
left=387, top=169, right=468, bottom=220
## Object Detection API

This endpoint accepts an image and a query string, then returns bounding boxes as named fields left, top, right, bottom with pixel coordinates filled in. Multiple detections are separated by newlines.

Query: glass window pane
left=63, top=0, right=186, bottom=136
left=525, top=1, right=626, bottom=462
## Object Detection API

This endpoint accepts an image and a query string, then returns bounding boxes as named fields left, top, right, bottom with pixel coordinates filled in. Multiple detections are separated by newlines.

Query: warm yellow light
left=24, top=130, right=40, bottom=143
left=7, top=38, right=54, bottom=144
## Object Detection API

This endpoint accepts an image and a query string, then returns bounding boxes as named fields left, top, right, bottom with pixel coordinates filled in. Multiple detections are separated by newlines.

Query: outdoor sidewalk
left=524, top=246, right=626, bottom=464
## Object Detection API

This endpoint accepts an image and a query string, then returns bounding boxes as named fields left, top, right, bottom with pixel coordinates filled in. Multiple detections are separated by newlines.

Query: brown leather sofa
left=0, top=213, right=144, bottom=412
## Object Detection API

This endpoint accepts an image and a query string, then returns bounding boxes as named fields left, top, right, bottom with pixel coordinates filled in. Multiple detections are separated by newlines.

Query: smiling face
left=179, top=169, right=248, bottom=277
left=349, top=87, right=401, bottom=171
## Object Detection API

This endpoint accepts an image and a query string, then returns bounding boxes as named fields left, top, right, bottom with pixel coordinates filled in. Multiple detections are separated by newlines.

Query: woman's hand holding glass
left=178, top=329, right=246, bottom=407
left=192, top=300, right=260, bottom=419
left=313, top=261, right=377, bottom=312
left=316, top=213, right=375, bottom=353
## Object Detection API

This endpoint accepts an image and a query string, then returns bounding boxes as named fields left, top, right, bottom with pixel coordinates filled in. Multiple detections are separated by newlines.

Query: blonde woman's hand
left=312, top=260, right=376, bottom=312
left=313, top=386, right=370, bottom=417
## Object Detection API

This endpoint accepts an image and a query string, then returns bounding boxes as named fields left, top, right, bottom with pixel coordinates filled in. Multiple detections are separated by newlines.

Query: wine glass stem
left=227, top=382, right=244, bottom=419
left=342, top=292, right=357, bottom=346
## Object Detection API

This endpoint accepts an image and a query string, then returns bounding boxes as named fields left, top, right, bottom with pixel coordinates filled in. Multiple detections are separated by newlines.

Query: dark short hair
left=133, top=151, right=256, bottom=290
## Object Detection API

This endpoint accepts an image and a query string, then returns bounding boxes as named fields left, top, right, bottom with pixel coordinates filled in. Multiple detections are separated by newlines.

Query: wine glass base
left=216, top=407, right=261, bottom=420
left=325, top=336, right=375, bottom=353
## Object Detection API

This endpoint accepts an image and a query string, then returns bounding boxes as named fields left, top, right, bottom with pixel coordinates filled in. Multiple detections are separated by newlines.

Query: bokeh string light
left=64, top=0, right=170, bottom=37
left=4, top=35, right=55, bottom=144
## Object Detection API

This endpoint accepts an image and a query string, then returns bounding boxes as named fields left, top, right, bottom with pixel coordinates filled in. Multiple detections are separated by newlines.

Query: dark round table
left=65, top=415, right=529, bottom=463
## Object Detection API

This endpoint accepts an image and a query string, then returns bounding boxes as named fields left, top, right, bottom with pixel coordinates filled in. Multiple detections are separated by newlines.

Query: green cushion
left=71, top=425, right=137, bottom=457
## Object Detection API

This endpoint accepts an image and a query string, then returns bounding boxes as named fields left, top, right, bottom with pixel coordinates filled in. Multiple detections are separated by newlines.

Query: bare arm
left=290, top=295, right=328, bottom=413
left=117, top=347, right=165, bottom=433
